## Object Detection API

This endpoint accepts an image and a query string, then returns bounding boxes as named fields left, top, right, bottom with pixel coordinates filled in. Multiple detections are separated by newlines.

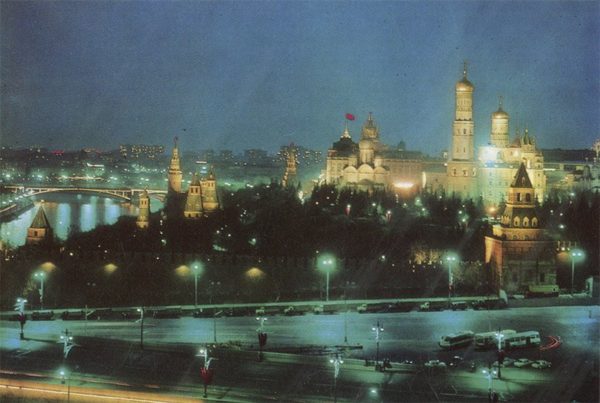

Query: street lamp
left=445, top=253, right=458, bottom=306
left=318, top=254, right=335, bottom=302
left=59, top=368, right=71, bottom=402
left=256, top=315, right=268, bottom=361
left=570, top=249, right=584, bottom=295
left=372, top=321, right=384, bottom=370
left=329, top=354, right=344, bottom=403
left=495, top=330, right=505, bottom=379
left=482, top=368, right=497, bottom=401
left=60, top=329, right=74, bottom=360
left=137, top=307, right=145, bottom=350
left=191, top=262, right=203, bottom=307
left=14, top=298, right=27, bottom=340
left=34, top=272, right=45, bottom=310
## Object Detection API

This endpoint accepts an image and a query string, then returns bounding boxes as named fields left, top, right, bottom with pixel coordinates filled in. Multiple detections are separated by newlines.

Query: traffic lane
left=2, top=306, right=598, bottom=358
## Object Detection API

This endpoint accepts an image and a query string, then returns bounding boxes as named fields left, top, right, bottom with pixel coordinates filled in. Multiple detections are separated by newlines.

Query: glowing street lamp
left=137, top=307, right=145, bottom=350
left=570, top=249, right=585, bottom=295
left=191, top=262, right=203, bottom=307
left=59, top=368, right=71, bottom=402
left=445, top=253, right=458, bottom=306
left=318, top=254, right=335, bottom=302
left=495, top=330, right=505, bottom=379
left=34, top=272, right=45, bottom=310
left=372, top=321, right=384, bottom=370
left=482, top=368, right=497, bottom=400
left=329, top=354, right=344, bottom=403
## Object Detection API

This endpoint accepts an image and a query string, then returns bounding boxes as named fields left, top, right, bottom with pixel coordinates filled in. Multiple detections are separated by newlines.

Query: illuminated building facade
left=484, top=163, right=556, bottom=292
left=325, top=113, right=423, bottom=192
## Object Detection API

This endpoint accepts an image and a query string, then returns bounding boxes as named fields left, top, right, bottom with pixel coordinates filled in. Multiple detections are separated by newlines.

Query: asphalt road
left=1, top=305, right=598, bottom=402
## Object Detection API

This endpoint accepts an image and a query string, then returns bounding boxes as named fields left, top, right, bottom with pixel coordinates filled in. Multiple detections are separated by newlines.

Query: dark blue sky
left=1, top=1, right=598, bottom=155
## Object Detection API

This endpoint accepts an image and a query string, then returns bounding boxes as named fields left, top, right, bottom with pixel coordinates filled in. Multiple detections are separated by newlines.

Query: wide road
left=1, top=305, right=598, bottom=402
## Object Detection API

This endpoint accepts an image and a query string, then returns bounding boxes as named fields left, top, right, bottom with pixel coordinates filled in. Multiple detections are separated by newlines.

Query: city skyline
left=1, top=1, right=598, bottom=154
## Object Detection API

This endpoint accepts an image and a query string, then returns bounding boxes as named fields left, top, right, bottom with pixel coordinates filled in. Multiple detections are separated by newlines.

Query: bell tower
left=447, top=62, right=478, bottom=198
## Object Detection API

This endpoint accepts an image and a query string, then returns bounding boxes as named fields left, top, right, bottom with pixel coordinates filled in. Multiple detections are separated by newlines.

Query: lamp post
left=34, top=272, right=45, bottom=310
left=59, top=368, right=71, bottom=402
left=137, top=307, right=145, bottom=350
left=192, top=262, right=203, bottom=307
left=14, top=298, right=27, bottom=340
left=495, top=330, right=505, bottom=379
left=330, top=354, right=344, bottom=403
left=372, top=321, right=384, bottom=370
left=318, top=255, right=335, bottom=302
left=446, top=254, right=458, bottom=307
left=482, top=368, right=497, bottom=402
left=570, top=249, right=584, bottom=296
left=60, top=329, right=74, bottom=360
left=256, top=315, right=267, bottom=361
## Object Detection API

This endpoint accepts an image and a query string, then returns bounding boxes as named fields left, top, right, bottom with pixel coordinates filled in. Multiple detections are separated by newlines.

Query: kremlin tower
left=26, top=204, right=53, bottom=245
left=167, top=137, right=183, bottom=194
left=136, top=189, right=150, bottom=229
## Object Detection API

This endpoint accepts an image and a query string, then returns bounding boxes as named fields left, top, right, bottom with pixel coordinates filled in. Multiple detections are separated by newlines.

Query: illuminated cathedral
left=445, top=64, right=546, bottom=205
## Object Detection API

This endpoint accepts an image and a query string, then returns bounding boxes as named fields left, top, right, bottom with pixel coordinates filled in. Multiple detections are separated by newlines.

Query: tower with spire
left=490, top=96, right=510, bottom=148
left=485, top=163, right=556, bottom=293
left=184, top=174, right=203, bottom=218
left=136, top=190, right=150, bottom=229
left=26, top=204, right=53, bottom=245
left=447, top=62, right=479, bottom=198
left=168, top=136, right=183, bottom=194
left=200, top=168, right=220, bottom=213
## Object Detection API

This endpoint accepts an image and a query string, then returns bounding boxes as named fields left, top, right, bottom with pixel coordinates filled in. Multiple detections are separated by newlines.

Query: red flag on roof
left=345, top=113, right=355, bottom=121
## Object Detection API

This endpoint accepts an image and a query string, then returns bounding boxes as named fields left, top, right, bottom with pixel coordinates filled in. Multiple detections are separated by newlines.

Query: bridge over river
left=2, top=185, right=167, bottom=202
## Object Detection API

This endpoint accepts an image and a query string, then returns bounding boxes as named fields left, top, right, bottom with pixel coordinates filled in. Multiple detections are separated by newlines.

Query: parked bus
left=502, top=331, right=541, bottom=349
left=474, top=329, right=517, bottom=350
left=439, top=331, right=475, bottom=349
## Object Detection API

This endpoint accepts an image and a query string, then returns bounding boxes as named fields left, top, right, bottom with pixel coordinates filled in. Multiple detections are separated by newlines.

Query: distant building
left=136, top=190, right=150, bottom=229
left=484, top=163, right=556, bottom=293
left=325, top=113, right=423, bottom=192
left=119, top=144, right=164, bottom=159
left=26, top=205, right=53, bottom=245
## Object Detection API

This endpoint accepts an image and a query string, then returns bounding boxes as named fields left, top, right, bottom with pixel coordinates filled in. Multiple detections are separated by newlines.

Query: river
left=0, top=193, right=163, bottom=247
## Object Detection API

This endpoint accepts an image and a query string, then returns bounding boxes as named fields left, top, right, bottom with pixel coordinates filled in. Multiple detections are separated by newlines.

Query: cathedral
left=325, top=113, right=423, bottom=192
left=166, top=137, right=220, bottom=220
left=445, top=64, right=546, bottom=205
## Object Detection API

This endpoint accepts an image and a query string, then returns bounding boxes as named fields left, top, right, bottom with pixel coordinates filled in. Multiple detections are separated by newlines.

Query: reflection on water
left=0, top=193, right=162, bottom=247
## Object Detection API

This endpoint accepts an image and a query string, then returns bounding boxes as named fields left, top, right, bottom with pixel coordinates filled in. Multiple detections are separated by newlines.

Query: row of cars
left=420, top=299, right=507, bottom=312
left=425, top=356, right=552, bottom=370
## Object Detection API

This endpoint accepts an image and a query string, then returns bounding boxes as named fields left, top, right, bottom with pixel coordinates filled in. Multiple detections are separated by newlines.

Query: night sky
left=1, top=1, right=598, bottom=155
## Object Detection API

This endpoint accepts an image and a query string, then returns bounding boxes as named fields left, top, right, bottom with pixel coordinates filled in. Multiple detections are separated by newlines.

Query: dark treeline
left=2, top=184, right=598, bottom=309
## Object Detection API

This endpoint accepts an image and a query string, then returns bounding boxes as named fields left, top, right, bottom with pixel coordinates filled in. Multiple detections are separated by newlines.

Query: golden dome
left=456, top=77, right=474, bottom=92
left=492, top=107, right=509, bottom=119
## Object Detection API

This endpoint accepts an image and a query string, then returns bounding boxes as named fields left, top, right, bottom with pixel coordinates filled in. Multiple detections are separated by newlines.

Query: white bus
left=502, top=331, right=541, bottom=349
left=474, top=329, right=517, bottom=350
left=439, top=331, right=475, bottom=349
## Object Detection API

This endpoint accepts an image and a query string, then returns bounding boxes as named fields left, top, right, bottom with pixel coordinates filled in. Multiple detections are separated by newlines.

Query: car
left=531, top=360, right=552, bottom=369
left=255, top=307, right=266, bottom=316
left=424, top=360, right=447, bottom=368
left=401, top=359, right=415, bottom=365
left=313, top=305, right=324, bottom=314
left=451, top=301, right=468, bottom=311
left=493, top=357, right=516, bottom=368
left=283, top=306, right=300, bottom=316
left=449, top=355, right=464, bottom=367
left=357, top=303, right=368, bottom=313
left=513, top=358, right=532, bottom=368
